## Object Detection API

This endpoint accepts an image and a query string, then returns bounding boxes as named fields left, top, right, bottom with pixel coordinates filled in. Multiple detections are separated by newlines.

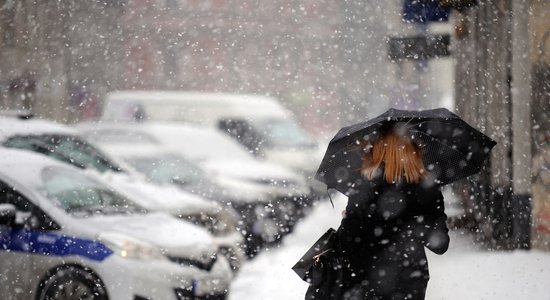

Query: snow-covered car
left=0, top=148, right=232, bottom=300
left=100, top=91, right=327, bottom=195
left=91, top=144, right=233, bottom=203
left=98, top=172, right=245, bottom=269
left=0, top=116, right=245, bottom=269
left=82, top=143, right=288, bottom=255
left=77, top=122, right=312, bottom=254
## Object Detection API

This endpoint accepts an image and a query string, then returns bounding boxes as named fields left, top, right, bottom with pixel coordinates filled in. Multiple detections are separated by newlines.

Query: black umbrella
left=316, top=108, right=497, bottom=194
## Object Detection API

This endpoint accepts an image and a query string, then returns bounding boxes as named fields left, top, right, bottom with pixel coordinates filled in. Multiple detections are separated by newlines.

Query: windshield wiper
left=67, top=205, right=143, bottom=216
left=171, top=178, right=196, bottom=186
left=66, top=205, right=105, bottom=215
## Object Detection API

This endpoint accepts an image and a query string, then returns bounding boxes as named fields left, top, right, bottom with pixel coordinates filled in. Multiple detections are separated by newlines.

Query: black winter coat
left=337, top=175, right=449, bottom=300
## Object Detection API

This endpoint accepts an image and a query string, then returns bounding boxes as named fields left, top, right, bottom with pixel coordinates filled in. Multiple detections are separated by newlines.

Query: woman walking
left=337, top=124, right=450, bottom=300
left=307, top=108, right=496, bottom=300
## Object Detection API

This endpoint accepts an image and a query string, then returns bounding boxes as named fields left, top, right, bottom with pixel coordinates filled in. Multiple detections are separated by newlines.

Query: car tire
left=37, top=266, right=108, bottom=300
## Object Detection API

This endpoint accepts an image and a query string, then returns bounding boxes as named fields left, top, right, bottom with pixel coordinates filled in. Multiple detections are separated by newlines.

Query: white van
left=100, top=91, right=326, bottom=194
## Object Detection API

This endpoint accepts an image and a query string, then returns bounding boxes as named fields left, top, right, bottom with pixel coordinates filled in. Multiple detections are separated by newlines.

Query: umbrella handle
left=327, top=188, right=334, bottom=208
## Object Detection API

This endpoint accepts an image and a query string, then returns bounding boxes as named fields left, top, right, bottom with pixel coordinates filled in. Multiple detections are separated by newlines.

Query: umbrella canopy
left=315, top=108, right=497, bottom=194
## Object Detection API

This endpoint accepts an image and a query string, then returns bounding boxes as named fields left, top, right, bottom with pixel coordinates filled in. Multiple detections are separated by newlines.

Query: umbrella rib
left=405, top=119, right=463, bottom=129
left=409, top=130, right=468, bottom=157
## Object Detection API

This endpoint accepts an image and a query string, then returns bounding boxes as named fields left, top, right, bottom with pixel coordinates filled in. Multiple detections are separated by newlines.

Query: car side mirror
left=23, top=214, right=40, bottom=230
left=0, top=204, right=16, bottom=227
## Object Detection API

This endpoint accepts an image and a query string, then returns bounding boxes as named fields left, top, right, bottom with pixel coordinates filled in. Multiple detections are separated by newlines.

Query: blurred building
left=1, top=1, right=457, bottom=138
left=118, top=0, right=347, bottom=137
left=453, top=0, right=550, bottom=250
left=0, top=1, right=126, bottom=122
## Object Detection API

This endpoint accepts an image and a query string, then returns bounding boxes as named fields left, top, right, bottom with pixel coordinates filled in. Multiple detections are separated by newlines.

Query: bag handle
left=313, top=248, right=334, bottom=263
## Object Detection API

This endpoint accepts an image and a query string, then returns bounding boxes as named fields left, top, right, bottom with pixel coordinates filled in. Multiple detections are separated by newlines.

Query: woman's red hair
left=360, top=126, right=426, bottom=184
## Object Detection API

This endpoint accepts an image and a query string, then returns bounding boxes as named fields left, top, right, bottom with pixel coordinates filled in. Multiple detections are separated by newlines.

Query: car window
left=0, top=180, right=60, bottom=230
left=46, top=135, right=123, bottom=173
left=0, top=182, right=34, bottom=213
left=125, top=154, right=203, bottom=185
left=41, top=167, right=144, bottom=216
left=218, top=119, right=263, bottom=154
left=3, top=136, right=76, bottom=166
left=254, top=118, right=316, bottom=149
left=4, top=135, right=123, bottom=173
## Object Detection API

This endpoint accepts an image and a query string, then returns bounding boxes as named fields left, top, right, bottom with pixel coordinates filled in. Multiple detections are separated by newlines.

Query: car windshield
left=4, top=135, right=123, bottom=173
left=124, top=154, right=204, bottom=186
left=254, top=118, right=316, bottom=149
left=41, top=166, right=144, bottom=216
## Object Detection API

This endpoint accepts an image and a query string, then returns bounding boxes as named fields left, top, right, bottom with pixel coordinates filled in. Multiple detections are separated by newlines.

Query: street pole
left=511, top=0, right=532, bottom=249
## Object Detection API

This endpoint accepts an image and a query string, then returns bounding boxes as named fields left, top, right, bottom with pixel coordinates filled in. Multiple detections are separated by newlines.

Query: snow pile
left=230, top=195, right=550, bottom=300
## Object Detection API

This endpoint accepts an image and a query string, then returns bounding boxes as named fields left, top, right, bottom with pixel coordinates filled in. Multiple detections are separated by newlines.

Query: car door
left=0, top=180, right=60, bottom=300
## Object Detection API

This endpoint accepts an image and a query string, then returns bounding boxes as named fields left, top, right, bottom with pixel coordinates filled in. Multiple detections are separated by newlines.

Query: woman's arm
left=336, top=184, right=371, bottom=256
left=418, top=188, right=450, bottom=255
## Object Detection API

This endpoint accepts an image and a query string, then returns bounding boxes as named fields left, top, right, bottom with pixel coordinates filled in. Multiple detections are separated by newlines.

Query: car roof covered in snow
left=76, top=122, right=254, bottom=161
left=0, top=117, right=76, bottom=142
left=106, top=90, right=277, bottom=103
left=0, top=147, right=64, bottom=167
left=101, top=90, right=289, bottom=124
left=97, top=143, right=179, bottom=158
left=0, top=147, right=73, bottom=189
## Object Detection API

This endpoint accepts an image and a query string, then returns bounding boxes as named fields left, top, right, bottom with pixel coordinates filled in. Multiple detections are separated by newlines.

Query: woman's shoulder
left=387, top=177, right=441, bottom=199
left=344, top=178, right=374, bottom=196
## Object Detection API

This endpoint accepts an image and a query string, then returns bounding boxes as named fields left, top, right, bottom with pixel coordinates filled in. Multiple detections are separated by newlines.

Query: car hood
left=80, top=212, right=216, bottom=256
left=101, top=172, right=222, bottom=216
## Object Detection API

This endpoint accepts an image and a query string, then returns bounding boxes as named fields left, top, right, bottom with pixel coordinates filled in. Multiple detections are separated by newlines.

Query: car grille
left=167, top=254, right=217, bottom=271
left=218, top=246, right=242, bottom=272
left=174, top=288, right=226, bottom=300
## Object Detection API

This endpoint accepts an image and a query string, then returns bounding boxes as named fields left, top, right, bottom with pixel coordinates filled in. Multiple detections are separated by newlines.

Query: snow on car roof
left=0, top=147, right=62, bottom=167
left=75, top=122, right=159, bottom=145
left=76, top=122, right=254, bottom=161
left=0, top=148, right=71, bottom=189
left=144, top=122, right=254, bottom=160
left=101, top=90, right=289, bottom=123
left=0, top=117, right=76, bottom=141
left=97, top=143, right=175, bottom=158
left=106, top=90, right=279, bottom=106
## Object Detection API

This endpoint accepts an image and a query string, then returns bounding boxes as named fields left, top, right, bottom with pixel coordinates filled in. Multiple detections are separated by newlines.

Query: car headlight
left=216, top=209, right=238, bottom=234
left=99, top=232, right=166, bottom=261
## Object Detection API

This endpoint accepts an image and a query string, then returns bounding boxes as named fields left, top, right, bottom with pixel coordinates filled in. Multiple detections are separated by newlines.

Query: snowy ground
left=229, top=194, right=550, bottom=300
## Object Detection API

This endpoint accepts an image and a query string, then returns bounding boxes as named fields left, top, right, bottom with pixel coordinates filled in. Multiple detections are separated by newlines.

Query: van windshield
left=255, top=119, right=316, bottom=149
left=41, top=167, right=144, bottom=216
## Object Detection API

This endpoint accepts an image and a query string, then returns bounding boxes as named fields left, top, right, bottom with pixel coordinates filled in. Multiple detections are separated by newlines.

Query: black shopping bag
left=292, top=228, right=338, bottom=282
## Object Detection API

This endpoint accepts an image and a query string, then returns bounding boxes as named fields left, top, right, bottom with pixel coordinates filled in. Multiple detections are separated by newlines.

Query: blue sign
left=402, top=0, right=450, bottom=23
